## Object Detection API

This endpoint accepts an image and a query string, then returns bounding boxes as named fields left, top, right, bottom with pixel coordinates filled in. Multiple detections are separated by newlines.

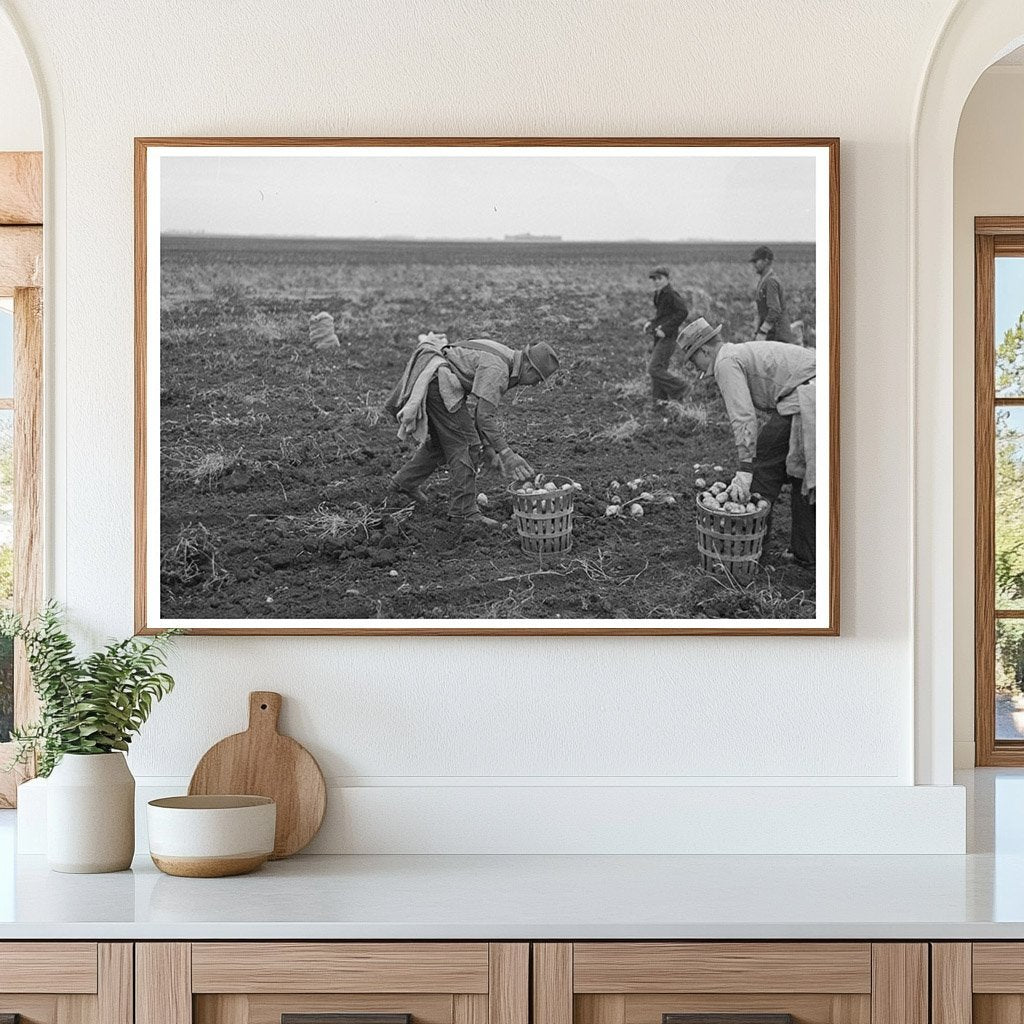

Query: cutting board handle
left=248, top=691, right=282, bottom=734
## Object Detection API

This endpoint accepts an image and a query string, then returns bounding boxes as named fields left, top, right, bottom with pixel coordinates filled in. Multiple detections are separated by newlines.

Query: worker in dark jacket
left=749, top=245, right=793, bottom=343
left=642, top=266, right=690, bottom=404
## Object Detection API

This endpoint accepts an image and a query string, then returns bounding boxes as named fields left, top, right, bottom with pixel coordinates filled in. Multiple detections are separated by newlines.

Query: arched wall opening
left=952, top=48, right=1024, bottom=767
left=914, top=1, right=1024, bottom=785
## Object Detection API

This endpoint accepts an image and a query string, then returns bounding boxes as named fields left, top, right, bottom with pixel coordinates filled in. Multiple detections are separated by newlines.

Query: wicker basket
left=511, top=475, right=575, bottom=555
left=695, top=496, right=770, bottom=583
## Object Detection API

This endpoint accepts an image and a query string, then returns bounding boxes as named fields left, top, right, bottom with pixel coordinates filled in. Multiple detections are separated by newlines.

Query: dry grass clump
left=306, top=501, right=413, bottom=541
left=164, top=444, right=241, bottom=488
left=663, top=400, right=709, bottom=431
left=161, top=523, right=231, bottom=591
left=611, top=377, right=649, bottom=399
left=595, top=416, right=645, bottom=442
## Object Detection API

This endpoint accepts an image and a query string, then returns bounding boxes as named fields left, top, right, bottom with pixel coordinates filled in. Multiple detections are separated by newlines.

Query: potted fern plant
left=2, top=604, right=178, bottom=873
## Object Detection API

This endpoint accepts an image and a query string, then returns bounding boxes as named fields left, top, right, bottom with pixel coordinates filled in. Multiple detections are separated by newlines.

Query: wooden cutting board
left=188, top=691, right=326, bottom=859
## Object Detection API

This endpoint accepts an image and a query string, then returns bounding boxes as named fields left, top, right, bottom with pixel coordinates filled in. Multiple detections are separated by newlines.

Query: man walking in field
left=642, top=265, right=690, bottom=405
left=749, top=245, right=794, bottom=343
left=679, top=317, right=817, bottom=564
left=386, top=332, right=560, bottom=528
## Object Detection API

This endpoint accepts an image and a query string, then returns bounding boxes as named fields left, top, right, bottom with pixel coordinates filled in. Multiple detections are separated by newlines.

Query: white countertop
left=2, top=769, right=1022, bottom=941
left=1, top=849, right=1023, bottom=940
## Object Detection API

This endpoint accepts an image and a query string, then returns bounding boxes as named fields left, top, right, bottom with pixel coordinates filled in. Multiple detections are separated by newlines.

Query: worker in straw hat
left=386, top=332, right=560, bottom=530
left=678, top=318, right=817, bottom=565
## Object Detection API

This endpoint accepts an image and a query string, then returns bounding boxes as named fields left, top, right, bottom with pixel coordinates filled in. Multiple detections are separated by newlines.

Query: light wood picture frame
left=135, top=137, right=839, bottom=636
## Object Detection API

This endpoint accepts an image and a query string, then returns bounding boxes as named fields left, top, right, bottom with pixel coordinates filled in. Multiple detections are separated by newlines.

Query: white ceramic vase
left=46, top=752, right=135, bottom=873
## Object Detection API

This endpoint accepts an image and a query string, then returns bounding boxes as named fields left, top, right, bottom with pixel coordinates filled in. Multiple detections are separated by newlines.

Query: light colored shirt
left=444, top=339, right=519, bottom=452
left=712, top=341, right=816, bottom=464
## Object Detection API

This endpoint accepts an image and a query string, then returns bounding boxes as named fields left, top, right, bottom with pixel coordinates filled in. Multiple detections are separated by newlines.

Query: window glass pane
left=0, top=305, right=12, bottom=399
left=0, top=410, right=12, bottom=742
left=997, top=407, right=1024, bottom=610
left=996, top=256, right=1024, bottom=397
left=997, top=620, right=1024, bottom=740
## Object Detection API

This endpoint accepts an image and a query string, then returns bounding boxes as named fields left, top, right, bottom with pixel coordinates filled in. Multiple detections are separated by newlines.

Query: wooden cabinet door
left=937, top=943, right=1024, bottom=1024
left=534, top=944, right=927, bottom=1024
left=137, top=943, right=528, bottom=1024
left=0, top=943, right=131, bottom=1024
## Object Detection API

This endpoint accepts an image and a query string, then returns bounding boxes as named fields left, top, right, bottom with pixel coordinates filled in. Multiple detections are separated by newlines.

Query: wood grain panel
left=622, top=994, right=870, bottom=1024
left=14, top=285, right=43, bottom=725
left=56, top=993, right=95, bottom=1024
left=192, top=944, right=489, bottom=994
left=98, top=945, right=132, bottom=1024
left=488, top=944, right=527, bottom=1024
left=136, top=943, right=192, bottom=1024
left=973, top=944, right=1024, bottom=992
left=0, top=995, right=59, bottom=1024
left=976, top=229, right=998, bottom=766
left=573, top=944, right=872, bottom=994
left=576, top=996, right=625, bottom=1024
left=534, top=944, right=572, bottom=1024
left=454, top=996, right=486, bottom=1024
left=0, top=226, right=42, bottom=295
left=0, top=943, right=97, bottom=993
left=974, top=996, right=1024, bottom=1024
left=0, top=152, right=42, bottom=225
left=977, top=218, right=1024, bottom=236
left=241, top=994, right=454, bottom=1024
left=870, top=945, right=927, bottom=1024
left=931, top=945, right=971, bottom=1024
left=195, top=996, right=247, bottom=1024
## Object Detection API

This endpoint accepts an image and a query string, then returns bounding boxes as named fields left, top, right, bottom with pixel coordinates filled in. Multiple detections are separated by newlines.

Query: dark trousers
left=647, top=335, right=689, bottom=402
left=392, top=380, right=480, bottom=519
left=752, top=412, right=815, bottom=564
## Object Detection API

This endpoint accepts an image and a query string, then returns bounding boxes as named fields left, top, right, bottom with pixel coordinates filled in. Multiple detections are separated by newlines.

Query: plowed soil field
left=158, top=236, right=817, bottom=621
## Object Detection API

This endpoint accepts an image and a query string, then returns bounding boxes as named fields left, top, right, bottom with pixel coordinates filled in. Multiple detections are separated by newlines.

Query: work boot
left=387, top=481, right=428, bottom=506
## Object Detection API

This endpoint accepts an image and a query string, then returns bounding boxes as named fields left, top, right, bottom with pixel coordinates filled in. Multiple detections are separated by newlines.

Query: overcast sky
left=159, top=148, right=818, bottom=242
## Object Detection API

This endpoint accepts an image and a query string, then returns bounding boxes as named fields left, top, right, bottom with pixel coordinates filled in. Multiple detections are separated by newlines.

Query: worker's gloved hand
left=727, top=470, right=753, bottom=504
left=498, top=447, right=534, bottom=483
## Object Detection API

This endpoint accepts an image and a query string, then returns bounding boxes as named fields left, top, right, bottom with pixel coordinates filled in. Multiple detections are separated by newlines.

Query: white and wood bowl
left=147, top=795, right=276, bottom=877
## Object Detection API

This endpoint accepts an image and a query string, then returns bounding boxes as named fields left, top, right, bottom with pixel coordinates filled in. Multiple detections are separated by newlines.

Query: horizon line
left=160, top=230, right=817, bottom=245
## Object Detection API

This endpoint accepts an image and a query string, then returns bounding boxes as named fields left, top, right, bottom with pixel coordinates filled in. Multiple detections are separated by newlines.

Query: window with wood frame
left=0, top=151, right=43, bottom=806
left=976, top=217, right=1024, bottom=765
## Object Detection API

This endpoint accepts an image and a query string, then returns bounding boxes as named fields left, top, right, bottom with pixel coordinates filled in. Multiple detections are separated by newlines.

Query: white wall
left=1, top=0, right=973, bottom=852
left=952, top=66, right=1024, bottom=767
left=0, top=12, right=39, bottom=151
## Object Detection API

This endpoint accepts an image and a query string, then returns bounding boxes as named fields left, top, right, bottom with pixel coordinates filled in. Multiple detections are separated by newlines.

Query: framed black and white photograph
left=135, top=137, right=839, bottom=635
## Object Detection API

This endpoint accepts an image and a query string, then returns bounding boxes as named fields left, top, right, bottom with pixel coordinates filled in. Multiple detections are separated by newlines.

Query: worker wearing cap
left=678, top=318, right=816, bottom=564
left=387, top=335, right=560, bottom=528
left=642, top=266, right=690, bottom=404
left=749, top=245, right=793, bottom=344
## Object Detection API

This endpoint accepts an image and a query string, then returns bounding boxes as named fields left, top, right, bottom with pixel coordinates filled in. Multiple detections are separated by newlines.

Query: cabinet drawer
left=534, top=944, right=925, bottom=1024
left=0, top=943, right=130, bottom=1024
left=0, top=942, right=98, bottom=993
left=191, top=944, right=491, bottom=994
left=572, top=944, right=872, bottom=994
left=139, top=943, right=528, bottom=1024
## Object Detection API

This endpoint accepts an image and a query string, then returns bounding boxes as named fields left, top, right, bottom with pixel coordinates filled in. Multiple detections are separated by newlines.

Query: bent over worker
left=679, top=318, right=817, bottom=564
left=385, top=333, right=560, bottom=528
